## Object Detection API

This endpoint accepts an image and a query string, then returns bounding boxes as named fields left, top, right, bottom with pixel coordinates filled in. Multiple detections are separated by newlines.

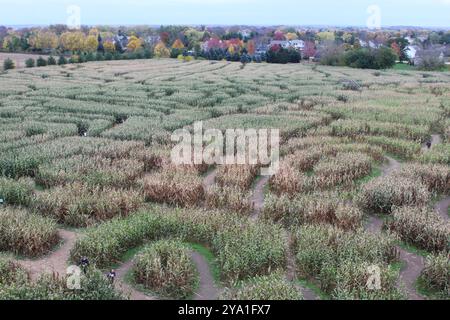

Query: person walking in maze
left=107, top=269, right=116, bottom=284
left=79, top=257, right=90, bottom=274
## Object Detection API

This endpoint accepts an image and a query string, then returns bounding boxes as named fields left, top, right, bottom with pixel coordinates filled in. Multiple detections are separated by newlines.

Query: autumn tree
left=103, top=41, right=115, bottom=53
left=391, top=42, right=401, bottom=58
left=2, top=34, right=21, bottom=52
left=160, top=32, right=170, bottom=45
left=285, top=32, right=298, bottom=40
left=247, top=40, right=256, bottom=55
left=387, top=37, right=409, bottom=61
left=60, top=31, right=86, bottom=52
left=317, top=31, right=335, bottom=42
left=273, top=31, right=286, bottom=41
left=172, top=39, right=185, bottom=49
left=127, top=36, right=143, bottom=52
left=154, top=41, right=170, bottom=58
left=88, top=28, right=99, bottom=36
left=84, top=35, right=99, bottom=52
left=303, top=41, right=316, bottom=59
left=30, top=31, right=59, bottom=51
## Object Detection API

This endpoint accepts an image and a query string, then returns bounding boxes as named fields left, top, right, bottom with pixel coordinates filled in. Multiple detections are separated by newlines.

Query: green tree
left=47, top=56, right=57, bottom=65
left=25, top=58, right=35, bottom=68
left=36, top=56, right=47, bottom=67
left=58, top=56, right=67, bottom=65
left=3, top=58, right=15, bottom=70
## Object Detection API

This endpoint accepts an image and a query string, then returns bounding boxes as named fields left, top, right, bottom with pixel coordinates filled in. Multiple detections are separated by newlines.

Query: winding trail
left=203, top=168, right=218, bottom=190
left=249, top=174, right=318, bottom=300
left=286, top=233, right=318, bottom=300
left=397, top=250, right=425, bottom=300
left=424, top=134, right=450, bottom=222
left=17, top=229, right=79, bottom=281
left=366, top=215, right=384, bottom=234
left=435, top=197, right=450, bottom=222
left=381, top=156, right=401, bottom=176
left=368, top=155, right=425, bottom=300
left=250, top=176, right=270, bottom=220
left=191, top=251, right=220, bottom=300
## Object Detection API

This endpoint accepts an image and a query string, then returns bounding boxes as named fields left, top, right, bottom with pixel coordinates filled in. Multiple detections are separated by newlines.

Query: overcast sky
left=1, top=0, right=449, bottom=28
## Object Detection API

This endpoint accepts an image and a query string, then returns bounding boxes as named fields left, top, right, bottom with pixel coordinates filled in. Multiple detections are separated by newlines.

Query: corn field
left=0, top=59, right=448, bottom=300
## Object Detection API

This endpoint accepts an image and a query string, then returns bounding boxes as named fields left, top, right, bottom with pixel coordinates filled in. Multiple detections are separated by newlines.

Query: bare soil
left=250, top=175, right=270, bottom=220
left=191, top=251, right=220, bottom=300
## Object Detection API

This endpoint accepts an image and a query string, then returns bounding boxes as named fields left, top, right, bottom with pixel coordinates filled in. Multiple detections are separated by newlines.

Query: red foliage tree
left=160, top=32, right=170, bottom=45
left=247, top=40, right=256, bottom=55
left=390, top=42, right=401, bottom=58
left=273, top=31, right=286, bottom=41
left=270, top=44, right=281, bottom=52
left=303, top=41, right=316, bottom=58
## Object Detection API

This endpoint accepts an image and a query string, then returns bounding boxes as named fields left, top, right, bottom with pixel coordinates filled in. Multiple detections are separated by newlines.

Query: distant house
left=289, top=40, right=305, bottom=50
left=269, top=40, right=288, bottom=48
left=406, top=45, right=419, bottom=60
left=413, top=45, right=446, bottom=65
left=269, top=39, right=305, bottom=50
left=239, top=29, right=252, bottom=39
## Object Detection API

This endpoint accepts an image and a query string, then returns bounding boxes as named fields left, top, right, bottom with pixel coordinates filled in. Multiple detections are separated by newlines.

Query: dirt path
left=435, top=197, right=450, bottom=221
left=250, top=176, right=270, bottom=220
left=397, top=249, right=425, bottom=301
left=366, top=215, right=384, bottom=234
left=203, top=168, right=217, bottom=190
left=191, top=251, right=220, bottom=300
left=18, top=229, right=79, bottom=281
left=366, top=215, right=425, bottom=300
left=381, top=156, right=401, bottom=176
left=369, top=156, right=426, bottom=300
left=115, top=259, right=156, bottom=300
left=285, top=233, right=318, bottom=300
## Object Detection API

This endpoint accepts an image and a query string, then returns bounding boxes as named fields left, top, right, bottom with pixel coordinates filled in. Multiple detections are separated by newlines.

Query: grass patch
left=355, top=165, right=382, bottom=186
left=393, top=63, right=415, bottom=71
left=297, top=279, right=330, bottom=300
left=110, top=245, right=145, bottom=270
left=398, top=242, right=430, bottom=258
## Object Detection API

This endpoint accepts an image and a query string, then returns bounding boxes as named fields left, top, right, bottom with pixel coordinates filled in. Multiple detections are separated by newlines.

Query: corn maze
left=0, top=59, right=449, bottom=300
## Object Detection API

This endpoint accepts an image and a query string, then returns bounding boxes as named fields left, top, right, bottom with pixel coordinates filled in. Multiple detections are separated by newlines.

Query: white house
left=269, top=39, right=305, bottom=50
left=289, top=40, right=305, bottom=50
left=406, top=45, right=419, bottom=60
left=239, top=29, right=252, bottom=39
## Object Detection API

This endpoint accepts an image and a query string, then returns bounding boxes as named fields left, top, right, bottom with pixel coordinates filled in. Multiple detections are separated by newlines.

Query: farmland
left=0, top=59, right=449, bottom=300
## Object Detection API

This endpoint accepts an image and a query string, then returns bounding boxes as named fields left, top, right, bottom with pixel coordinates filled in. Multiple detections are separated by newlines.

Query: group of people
left=79, top=257, right=116, bottom=284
